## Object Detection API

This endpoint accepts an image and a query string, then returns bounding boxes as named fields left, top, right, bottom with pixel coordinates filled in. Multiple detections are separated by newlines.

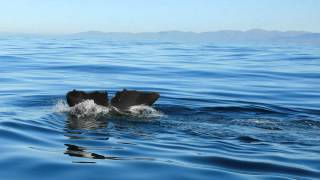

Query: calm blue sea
left=0, top=37, right=320, bottom=179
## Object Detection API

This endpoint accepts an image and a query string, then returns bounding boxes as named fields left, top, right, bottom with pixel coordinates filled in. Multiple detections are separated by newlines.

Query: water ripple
left=0, top=37, right=320, bottom=179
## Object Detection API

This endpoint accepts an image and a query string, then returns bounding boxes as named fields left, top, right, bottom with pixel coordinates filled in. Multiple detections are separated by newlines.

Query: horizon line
left=0, top=28, right=319, bottom=35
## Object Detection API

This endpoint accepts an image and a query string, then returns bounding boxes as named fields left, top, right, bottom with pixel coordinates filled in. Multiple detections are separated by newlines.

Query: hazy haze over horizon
left=1, top=0, right=319, bottom=34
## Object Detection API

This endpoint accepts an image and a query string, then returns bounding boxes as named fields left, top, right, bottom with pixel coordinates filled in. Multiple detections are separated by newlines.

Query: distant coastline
left=1, top=29, right=320, bottom=44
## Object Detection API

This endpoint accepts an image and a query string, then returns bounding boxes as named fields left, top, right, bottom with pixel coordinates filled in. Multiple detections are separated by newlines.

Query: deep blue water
left=0, top=37, right=320, bottom=179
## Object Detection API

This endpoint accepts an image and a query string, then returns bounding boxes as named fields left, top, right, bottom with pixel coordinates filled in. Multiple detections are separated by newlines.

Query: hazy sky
left=1, top=0, right=319, bottom=34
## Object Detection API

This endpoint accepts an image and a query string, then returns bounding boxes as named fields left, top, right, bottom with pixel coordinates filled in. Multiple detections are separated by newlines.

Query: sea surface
left=0, top=36, right=320, bottom=179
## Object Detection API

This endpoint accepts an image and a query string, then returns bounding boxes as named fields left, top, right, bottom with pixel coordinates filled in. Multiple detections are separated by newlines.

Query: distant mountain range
left=71, top=29, right=320, bottom=44
left=1, top=29, right=320, bottom=44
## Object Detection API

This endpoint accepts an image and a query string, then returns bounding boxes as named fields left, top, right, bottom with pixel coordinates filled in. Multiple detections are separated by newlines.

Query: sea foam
left=53, top=99, right=163, bottom=119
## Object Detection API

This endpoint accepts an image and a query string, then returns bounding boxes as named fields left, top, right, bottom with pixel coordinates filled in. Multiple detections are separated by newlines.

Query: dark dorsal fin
left=111, top=89, right=160, bottom=111
left=66, top=90, right=109, bottom=107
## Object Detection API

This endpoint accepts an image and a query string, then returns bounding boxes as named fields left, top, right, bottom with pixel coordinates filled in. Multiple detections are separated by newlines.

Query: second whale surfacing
left=66, top=89, right=160, bottom=112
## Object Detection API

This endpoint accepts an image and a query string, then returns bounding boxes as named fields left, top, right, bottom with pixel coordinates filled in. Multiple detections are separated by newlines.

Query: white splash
left=69, top=100, right=111, bottom=118
left=53, top=99, right=70, bottom=113
left=53, top=99, right=110, bottom=118
left=53, top=99, right=164, bottom=119
left=127, top=105, right=164, bottom=118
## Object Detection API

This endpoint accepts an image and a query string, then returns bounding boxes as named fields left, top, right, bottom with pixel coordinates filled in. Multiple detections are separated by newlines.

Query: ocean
left=0, top=36, right=320, bottom=179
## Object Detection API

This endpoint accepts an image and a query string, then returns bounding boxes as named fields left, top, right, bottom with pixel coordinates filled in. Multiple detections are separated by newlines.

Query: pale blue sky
left=0, top=0, right=319, bottom=34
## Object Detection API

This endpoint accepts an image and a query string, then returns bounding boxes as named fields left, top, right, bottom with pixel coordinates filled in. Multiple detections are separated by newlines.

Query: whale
left=66, top=89, right=160, bottom=111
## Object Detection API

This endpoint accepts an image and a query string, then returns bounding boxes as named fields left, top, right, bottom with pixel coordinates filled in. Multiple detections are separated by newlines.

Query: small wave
left=70, top=100, right=111, bottom=118
left=53, top=99, right=163, bottom=119
left=0, top=55, right=28, bottom=61
left=53, top=100, right=70, bottom=113
left=53, top=99, right=110, bottom=118
left=290, top=119, right=320, bottom=129
left=199, top=106, right=289, bottom=115
left=127, top=105, right=164, bottom=118
left=231, top=118, right=283, bottom=131
left=237, top=135, right=261, bottom=143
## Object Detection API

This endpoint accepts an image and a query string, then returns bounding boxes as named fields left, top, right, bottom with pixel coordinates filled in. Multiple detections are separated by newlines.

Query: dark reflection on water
left=66, top=115, right=108, bottom=130
left=64, top=144, right=119, bottom=160
left=0, top=37, right=320, bottom=179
